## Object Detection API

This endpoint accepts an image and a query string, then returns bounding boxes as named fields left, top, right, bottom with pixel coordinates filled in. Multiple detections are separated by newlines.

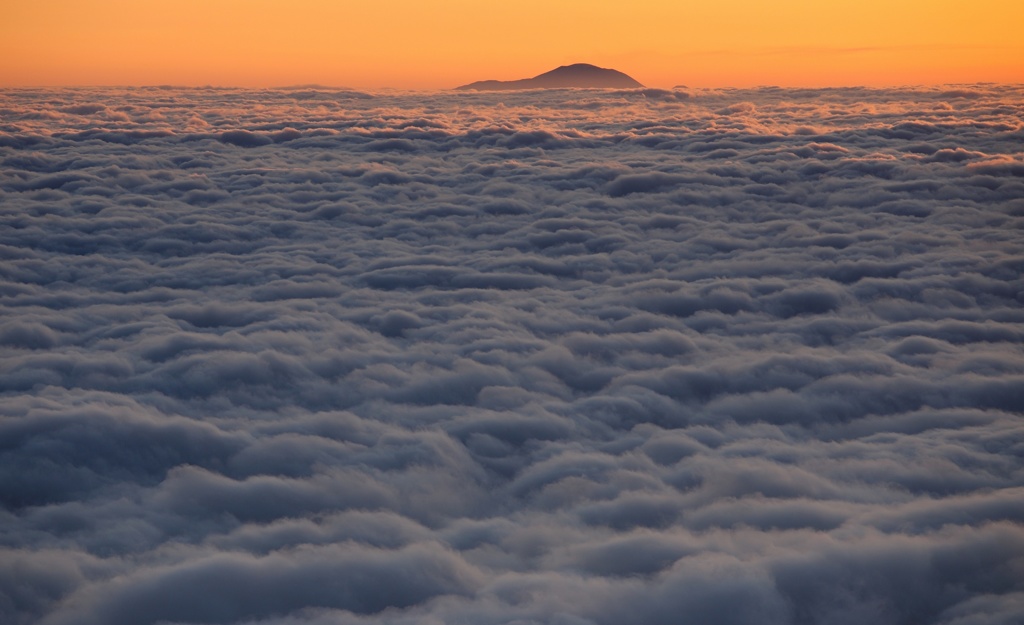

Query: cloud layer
left=1, top=84, right=1023, bottom=625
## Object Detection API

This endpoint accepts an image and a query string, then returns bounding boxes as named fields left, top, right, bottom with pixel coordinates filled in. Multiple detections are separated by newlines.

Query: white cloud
left=1, top=84, right=1023, bottom=625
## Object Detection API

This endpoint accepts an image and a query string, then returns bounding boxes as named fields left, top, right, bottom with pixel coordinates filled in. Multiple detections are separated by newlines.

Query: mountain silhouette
left=456, top=63, right=643, bottom=91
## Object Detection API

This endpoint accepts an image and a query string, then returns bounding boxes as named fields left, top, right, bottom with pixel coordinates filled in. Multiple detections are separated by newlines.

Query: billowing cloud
left=1, top=84, right=1022, bottom=625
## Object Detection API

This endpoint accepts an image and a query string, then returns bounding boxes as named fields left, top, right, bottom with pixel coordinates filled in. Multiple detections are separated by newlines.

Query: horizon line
left=1, top=80, right=1019, bottom=92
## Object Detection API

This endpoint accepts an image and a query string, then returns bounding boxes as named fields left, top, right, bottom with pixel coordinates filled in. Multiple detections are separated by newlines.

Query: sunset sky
left=3, top=0, right=1023, bottom=89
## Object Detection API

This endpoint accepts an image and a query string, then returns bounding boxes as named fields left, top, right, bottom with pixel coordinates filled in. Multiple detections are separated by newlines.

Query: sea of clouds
left=1, top=84, right=1023, bottom=625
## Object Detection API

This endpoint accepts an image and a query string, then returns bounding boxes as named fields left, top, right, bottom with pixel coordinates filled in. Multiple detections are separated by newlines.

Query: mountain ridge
left=456, top=63, right=643, bottom=91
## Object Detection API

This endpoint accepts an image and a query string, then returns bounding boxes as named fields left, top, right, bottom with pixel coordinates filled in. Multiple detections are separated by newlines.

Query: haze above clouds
left=4, top=1, right=1023, bottom=88
left=1, top=85, right=1023, bottom=625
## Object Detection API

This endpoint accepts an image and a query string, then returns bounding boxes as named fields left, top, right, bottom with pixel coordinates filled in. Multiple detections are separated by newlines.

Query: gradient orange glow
left=2, top=0, right=1022, bottom=89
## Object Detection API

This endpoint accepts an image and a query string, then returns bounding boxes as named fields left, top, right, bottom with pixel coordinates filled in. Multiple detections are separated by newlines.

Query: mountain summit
left=456, top=63, right=643, bottom=91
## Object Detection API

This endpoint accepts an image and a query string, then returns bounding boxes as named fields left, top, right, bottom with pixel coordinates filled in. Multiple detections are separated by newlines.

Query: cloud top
left=1, top=84, right=1023, bottom=625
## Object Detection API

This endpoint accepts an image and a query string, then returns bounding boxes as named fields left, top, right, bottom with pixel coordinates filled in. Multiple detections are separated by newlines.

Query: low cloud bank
left=1, top=84, right=1023, bottom=625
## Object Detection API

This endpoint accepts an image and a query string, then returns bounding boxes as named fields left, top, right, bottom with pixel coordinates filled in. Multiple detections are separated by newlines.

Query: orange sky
left=2, top=0, right=1022, bottom=89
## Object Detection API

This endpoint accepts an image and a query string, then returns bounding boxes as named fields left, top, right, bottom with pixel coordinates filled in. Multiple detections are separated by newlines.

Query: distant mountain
left=456, top=63, right=643, bottom=91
